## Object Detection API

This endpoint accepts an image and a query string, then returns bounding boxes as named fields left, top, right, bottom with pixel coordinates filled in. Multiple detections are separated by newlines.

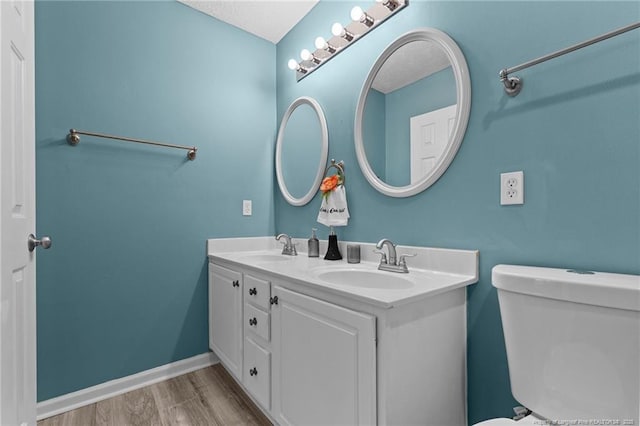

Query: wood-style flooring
left=38, top=364, right=272, bottom=426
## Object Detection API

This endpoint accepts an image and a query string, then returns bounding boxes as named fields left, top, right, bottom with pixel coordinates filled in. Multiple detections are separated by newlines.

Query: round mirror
left=355, top=28, right=471, bottom=197
left=276, top=97, right=329, bottom=206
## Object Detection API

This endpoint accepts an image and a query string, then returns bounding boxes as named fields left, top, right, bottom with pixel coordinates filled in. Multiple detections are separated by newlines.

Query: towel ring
left=324, top=159, right=345, bottom=184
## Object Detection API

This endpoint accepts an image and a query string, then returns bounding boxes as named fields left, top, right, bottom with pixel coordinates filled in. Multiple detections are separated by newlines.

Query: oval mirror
left=355, top=28, right=471, bottom=197
left=276, top=97, right=329, bottom=206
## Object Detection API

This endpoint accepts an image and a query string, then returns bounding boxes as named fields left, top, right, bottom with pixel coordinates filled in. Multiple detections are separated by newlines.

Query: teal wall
left=362, top=88, right=386, bottom=180
left=275, top=1, right=640, bottom=423
left=35, top=1, right=275, bottom=400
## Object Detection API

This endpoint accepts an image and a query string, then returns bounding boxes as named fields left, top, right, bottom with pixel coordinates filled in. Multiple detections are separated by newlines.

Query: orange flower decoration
left=320, top=175, right=339, bottom=193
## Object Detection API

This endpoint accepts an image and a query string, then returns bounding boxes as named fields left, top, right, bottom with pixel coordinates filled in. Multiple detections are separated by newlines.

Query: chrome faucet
left=276, top=233, right=297, bottom=256
left=375, top=238, right=415, bottom=273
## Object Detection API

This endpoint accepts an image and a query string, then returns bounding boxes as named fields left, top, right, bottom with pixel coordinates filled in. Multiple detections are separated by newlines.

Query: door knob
left=28, top=234, right=52, bottom=252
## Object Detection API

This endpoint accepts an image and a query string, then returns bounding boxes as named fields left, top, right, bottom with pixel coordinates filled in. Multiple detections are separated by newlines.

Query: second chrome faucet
left=375, top=238, right=415, bottom=273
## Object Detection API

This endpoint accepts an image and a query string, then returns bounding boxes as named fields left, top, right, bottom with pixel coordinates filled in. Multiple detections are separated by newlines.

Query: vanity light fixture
left=376, top=0, right=399, bottom=11
left=350, top=6, right=374, bottom=27
left=287, top=59, right=308, bottom=74
left=331, top=23, right=354, bottom=41
left=315, top=36, right=337, bottom=54
left=287, top=0, right=409, bottom=82
left=301, top=49, right=321, bottom=64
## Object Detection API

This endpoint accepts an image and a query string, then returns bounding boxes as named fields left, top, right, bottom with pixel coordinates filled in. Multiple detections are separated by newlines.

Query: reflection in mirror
left=281, top=104, right=322, bottom=198
left=363, top=40, right=456, bottom=186
left=355, top=28, right=471, bottom=198
left=276, top=97, right=329, bottom=206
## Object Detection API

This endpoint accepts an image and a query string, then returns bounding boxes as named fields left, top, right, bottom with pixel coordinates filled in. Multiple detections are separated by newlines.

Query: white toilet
left=476, top=264, right=640, bottom=426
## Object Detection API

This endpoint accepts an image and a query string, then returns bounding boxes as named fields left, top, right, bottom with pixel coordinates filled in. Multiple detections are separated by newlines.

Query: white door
left=410, top=104, right=457, bottom=184
left=0, top=1, right=37, bottom=425
left=209, top=263, right=243, bottom=380
left=272, top=286, right=376, bottom=426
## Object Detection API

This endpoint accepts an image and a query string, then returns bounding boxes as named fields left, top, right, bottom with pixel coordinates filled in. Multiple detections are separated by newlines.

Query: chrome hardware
left=398, top=253, right=417, bottom=267
left=324, top=159, right=345, bottom=185
left=249, top=317, right=257, bottom=326
left=249, top=367, right=258, bottom=376
left=67, top=128, right=197, bottom=160
left=270, top=296, right=279, bottom=305
left=373, top=249, right=387, bottom=265
left=499, top=22, right=640, bottom=96
left=276, top=233, right=297, bottom=256
left=28, top=234, right=52, bottom=252
left=232, top=280, right=240, bottom=287
left=375, top=238, right=415, bottom=273
left=249, top=287, right=257, bottom=296
left=376, top=239, right=397, bottom=265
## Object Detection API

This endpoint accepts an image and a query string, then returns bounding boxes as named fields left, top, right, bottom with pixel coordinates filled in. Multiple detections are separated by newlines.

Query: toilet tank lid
left=492, top=264, right=640, bottom=312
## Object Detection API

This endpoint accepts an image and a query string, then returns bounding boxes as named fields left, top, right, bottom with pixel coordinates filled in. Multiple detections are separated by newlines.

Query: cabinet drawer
left=245, top=303, right=270, bottom=341
left=244, top=274, right=271, bottom=310
left=243, top=337, right=271, bottom=410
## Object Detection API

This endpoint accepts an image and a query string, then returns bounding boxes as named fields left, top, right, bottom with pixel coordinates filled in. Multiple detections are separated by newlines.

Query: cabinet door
left=209, top=263, right=243, bottom=380
left=272, top=286, right=376, bottom=426
left=244, top=337, right=271, bottom=410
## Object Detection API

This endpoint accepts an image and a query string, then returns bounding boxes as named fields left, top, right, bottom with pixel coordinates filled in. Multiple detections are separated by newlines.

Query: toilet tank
left=493, top=265, right=639, bottom=424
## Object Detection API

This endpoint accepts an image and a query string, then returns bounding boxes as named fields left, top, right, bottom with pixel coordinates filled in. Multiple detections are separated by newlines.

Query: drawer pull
left=270, top=296, right=278, bottom=305
left=249, top=367, right=258, bottom=376
left=249, top=317, right=258, bottom=326
left=249, top=287, right=257, bottom=296
left=232, top=280, right=240, bottom=287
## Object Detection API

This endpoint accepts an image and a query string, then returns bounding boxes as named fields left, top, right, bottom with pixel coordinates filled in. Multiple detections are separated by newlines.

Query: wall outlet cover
left=242, top=200, right=252, bottom=216
left=500, top=171, right=524, bottom=205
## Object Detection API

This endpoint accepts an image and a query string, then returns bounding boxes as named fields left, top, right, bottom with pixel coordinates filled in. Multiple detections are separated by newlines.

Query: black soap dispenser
left=324, top=226, right=342, bottom=261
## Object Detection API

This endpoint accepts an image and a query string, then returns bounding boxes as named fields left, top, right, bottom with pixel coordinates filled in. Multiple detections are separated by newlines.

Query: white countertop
left=207, top=237, right=479, bottom=309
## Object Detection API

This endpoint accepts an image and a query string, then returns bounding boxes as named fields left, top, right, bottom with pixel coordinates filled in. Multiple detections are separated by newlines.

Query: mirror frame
left=276, top=96, right=329, bottom=206
left=354, top=28, right=471, bottom=198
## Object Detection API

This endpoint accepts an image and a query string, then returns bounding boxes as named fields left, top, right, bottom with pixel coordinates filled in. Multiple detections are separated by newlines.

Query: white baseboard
left=37, top=352, right=219, bottom=420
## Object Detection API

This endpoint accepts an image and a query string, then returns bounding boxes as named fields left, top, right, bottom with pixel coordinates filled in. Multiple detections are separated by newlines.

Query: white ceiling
left=179, top=0, right=319, bottom=44
left=372, top=41, right=451, bottom=94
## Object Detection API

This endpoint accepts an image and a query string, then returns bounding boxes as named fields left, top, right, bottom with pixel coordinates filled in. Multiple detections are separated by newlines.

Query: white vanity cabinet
left=207, top=240, right=477, bottom=426
left=208, top=263, right=243, bottom=380
left=271, top=286, right=376, bottom=426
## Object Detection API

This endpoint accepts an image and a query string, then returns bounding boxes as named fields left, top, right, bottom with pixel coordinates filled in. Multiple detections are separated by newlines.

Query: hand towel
left=317, top=184, right=350, bottom=227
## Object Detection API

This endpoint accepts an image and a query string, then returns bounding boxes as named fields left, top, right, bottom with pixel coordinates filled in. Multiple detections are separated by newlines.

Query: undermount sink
left=313, top=268, right=413, bottom=289
left=235, top=252, right=292, bottom=263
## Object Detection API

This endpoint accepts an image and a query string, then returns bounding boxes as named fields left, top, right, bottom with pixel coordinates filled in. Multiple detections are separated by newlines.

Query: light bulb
left=300, top=49, right=312, bottom=61
left=315, top=36, right=327, bottom=50
left=287, top=59, right=299, bottom=71
left=331, top=22, right=344, bottom=37
left=331, top=22, right=354, bottom=41
left=350, top=6, right=364, bottom=21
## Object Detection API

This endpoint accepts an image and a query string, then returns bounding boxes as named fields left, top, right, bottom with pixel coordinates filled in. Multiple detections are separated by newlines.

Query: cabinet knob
left=270, top=296, right=278, bottom=305
left=249, top=287, right=257, bottom=296
left=249, top=317, right=257, bottom=326
left=232, top=280, right=240, bottom=287
left=249, top=367, right=258, bottom=376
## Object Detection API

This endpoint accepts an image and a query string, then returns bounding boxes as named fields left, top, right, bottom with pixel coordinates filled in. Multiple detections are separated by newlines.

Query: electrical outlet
left=242, top=200, right=252, bottom=216
left=500, top=171, right=524, bottom=205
